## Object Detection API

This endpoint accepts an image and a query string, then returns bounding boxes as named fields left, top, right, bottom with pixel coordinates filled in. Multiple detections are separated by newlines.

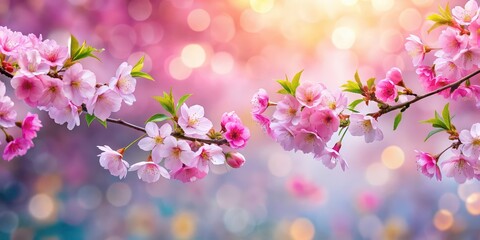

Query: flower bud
left=386, top=67, right=403, bottom=85
left=226, top=152, right=245, bottom=168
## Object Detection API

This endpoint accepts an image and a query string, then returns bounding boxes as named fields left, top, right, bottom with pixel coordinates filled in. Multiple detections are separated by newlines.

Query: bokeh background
left=1, top=0, right=480, bottom=239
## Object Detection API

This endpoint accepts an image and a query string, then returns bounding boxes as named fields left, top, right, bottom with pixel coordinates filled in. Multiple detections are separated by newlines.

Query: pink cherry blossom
left=109, top=62, right=136, bottom=105
left=308, top=108, right=339, bottom=141
left=10, top=75, right=45, bottom=106
left=441, top=150, right=476, bottom=183
left=270, top=122, right=296, bottom=151
left=316, top=143, right=348, bottom=171
left=0, top=28, right=25, bottom=57
left=138, top=122, right=172, bottom=162
left=37, top=75, right=68, bottom=108
left=87, top=86, right=122, bottom=121
left=469, top=19, right=480, bottom=47
left=251, top=88, right=269, bottom=114
left=434, top=57, right=464, bottom=83
left=171, top=166, right=207, bottom=183
left=386, top=67, right=403, bottom=85
left=221, top=111, right=241, bottom=130
left=157, top=137, right=195, bottom=172
left=375, top=79, right=398, bottom=103
left=319, top=90, right=348, bottom=114
left=454, top=47, right=480, bottom=70
left=17, top=49, right=50, bottom=77
left=38, top=39, right=68, bottom=67
left=47, top=102, right=80, bottom=130
left=405, top=35, right=427, bottom=66
left=252, top=114, right=273, bottom=137
left=272, top=95, right=301, bottom=125
left=192, top=144, right=225, bottom=173
left=295, top=81, right=325, bottom=108
left=416, top=66, right=436, bottom=91
left=178, top=103, right=213, bottom=136
left=452, top=0, right=479, bottom=25
left=460, top=123, right=480, bottom=159
left=438, top=28, right=468, bottom=58
left=62, top=63, right=96, bottom=106
left=294, top=129, right=324, bottom=155
left=3, top=138, right=33, bottom=161
left=348, top=114, right=383, bottom=143
left=0, top=96, right=17, bottom=128
left=415, top=151, right=442, bottom=181
left=21, top=112, right=42, bottom=140
left=225, top=152, right=245, bottom=168
left=97, top=146, right=129, bottom=179
left=224, top=121, right=250, bottom=149
left=129, top=160, right=170, bottom=183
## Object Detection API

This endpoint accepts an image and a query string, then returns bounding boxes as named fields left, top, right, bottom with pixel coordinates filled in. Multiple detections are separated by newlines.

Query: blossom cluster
left=98, top=105, right=249, bottom=183
left=252, top=77, right=351, bottom=171
left=406, top=0, right=480, bottom=104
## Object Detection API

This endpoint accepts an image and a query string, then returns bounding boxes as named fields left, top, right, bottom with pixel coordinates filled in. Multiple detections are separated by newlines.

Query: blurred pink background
left=1, top=0, right=480, bottom=239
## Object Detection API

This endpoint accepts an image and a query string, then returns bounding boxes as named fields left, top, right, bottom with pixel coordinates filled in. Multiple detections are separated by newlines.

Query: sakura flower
left=295, top=81, right=325, bottom=108
left=38, top=39, right=68, bottom=67
left=224, top=121, right=250, bottom=149
left=405, top=35, right=427, bottom=66
left=21, top=112, right=42, bottom=140
left=62, top=63, right=96, bottom=106
left=97, top=146, right=129, bottom=179
left=10, top=75, right=45, bottom=107
left=319, top=90, right=348, bottom=114
left=129, top=160, right=170, bottom=183
left=453, top=47, right=480, bottom=70
left=47, top=102, right=80, bottom=130
left=386, top=67, right=403, bottom=85
left=272, top=95, right=301, bottom=125
left=87, top=86, right=122, bottom=121
left=221, top=111, right=241, bottom=130
left=138, top=122, right=172, bottom=162
left=416, top=65, right=436, bottom=92
left=348, top=114, right=383, bottom=143
left=434, top=57, right=464, bottom=83
left=3, top=138, right=33, bottom=161
left=308, top=108, right=339, bottom=141
left=294, top=129, right=325, bottom=155
left=252, top=114, right=273, bottom=137
left=438, top=28, right=468, bottom=58
left=442, top=150, right=476, bottom=183
left=452, top=0, right=479, bottom=25
left=0, top=96, right=17, bottom=128
left=157, top=137, right=195, bottom=172
left=316, top=143, right=348, bottom=171
left=251, top=88, right=269, bottom=114
left=178, top=103, right=213, bottom=136
left=375, top=79, right=398, bottom=103
left=172, top=166, right=207, bottom=183
left=0, top=29, right=25, bottom=57
left=109, top=62, right=136, bottom=105
left=415, top=151, right=442, bottom=181
left=17, top=49, right=50, bottom=77
left=460, top=123, right=480, bottom=159
left=192, top=144, right=225, bottom=174
left=37, top=75, right=68, bottom=108
left=270, top=122, right=296, bottom=151
left=225, top=152, right=245, bottom=168
left=469, top=20, right=480, bottom=47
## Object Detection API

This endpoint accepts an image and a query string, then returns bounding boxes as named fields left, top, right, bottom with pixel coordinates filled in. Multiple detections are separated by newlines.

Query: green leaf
left=145, top=113, right=170, bottom=123
left=97, top=118, right=107, bottom=128
left=367, top=78, right=375, bottom=89
left=354, top=71, right=363, bottom=89
left=132, top=56, right=145, bottom=73
left=348, top=99, right=364, bottom=110
left=426, top=3, right=453, bottom=33
left=424, top=128, right=445, bottom=142
left=85, top=113, right=95, bottom=126
left=277, top=89, right=289, bottom=94
left=131, top=71, right=154, bottom=81
left=290, top=70, right=303, bottom=94
left=277, top=79, right=292, bottom=95
left=70, top=35, right=80, bottom=58
left=393, top=112, right=402, bottom=130
left=341, top=80, right=362, bottom=94
left=153, top=92, right=176, bottom=116
left=442, top=103, right=451, bottom=130
left=177, top=94, right=192, bottom=110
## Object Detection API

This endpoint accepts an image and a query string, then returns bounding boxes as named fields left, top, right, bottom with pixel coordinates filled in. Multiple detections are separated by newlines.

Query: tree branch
left=0, top=67, right=13, bottom=79
left=371, top=68, right=480, bottom=116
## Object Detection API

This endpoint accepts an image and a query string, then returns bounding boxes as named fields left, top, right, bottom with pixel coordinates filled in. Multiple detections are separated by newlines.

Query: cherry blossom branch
left=372, top=69, right=480, bottom=117
left=105, top=118, right=228, bottom=145
left=0, top=68, right=13, bottom=79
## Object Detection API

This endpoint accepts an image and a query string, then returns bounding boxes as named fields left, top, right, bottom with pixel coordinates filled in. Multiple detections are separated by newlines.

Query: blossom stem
left=372, top=68, right=480, bottom=116
left=124, top=133, right=146, bottom=151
